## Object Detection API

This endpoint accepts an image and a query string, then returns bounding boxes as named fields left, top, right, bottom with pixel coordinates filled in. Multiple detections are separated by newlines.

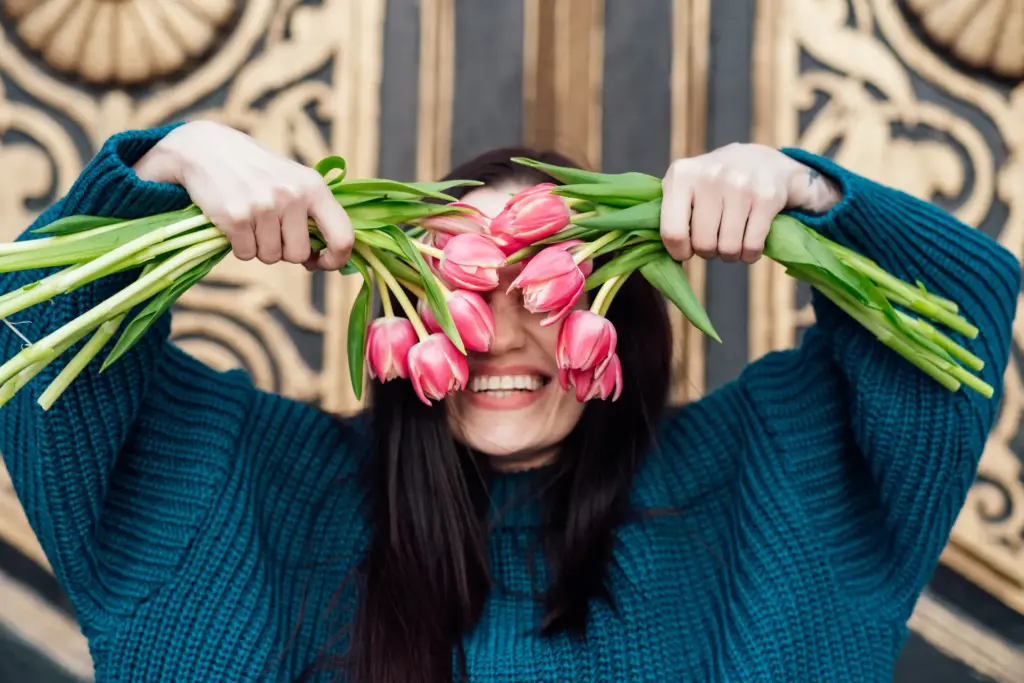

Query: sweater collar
left=486, top=465, right=553, bottom=530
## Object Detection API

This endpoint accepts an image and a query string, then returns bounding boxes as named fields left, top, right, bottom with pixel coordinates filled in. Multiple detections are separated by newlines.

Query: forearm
left=0, top=125, right=192, bottom=613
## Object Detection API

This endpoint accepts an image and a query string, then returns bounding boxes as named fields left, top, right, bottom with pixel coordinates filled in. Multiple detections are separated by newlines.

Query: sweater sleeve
left=0, top=126, right=252, bottom=631
left=739, top=150, right=1020, bottom=614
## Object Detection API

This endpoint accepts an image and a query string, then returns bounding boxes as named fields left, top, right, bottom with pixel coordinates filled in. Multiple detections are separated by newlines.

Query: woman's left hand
left=659, top=143, right=843, bottom=263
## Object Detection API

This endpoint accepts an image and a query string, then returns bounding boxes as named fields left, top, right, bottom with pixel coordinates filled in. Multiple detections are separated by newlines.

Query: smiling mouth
left=467, top=373, right=551, bottom=398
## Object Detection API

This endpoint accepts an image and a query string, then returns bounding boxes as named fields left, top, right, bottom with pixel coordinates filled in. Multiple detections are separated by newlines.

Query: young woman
left=0, top=120, right=1018, bottom=683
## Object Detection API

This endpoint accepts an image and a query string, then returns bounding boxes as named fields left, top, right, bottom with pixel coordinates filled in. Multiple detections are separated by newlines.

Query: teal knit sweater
left=1, top=126, right=1019, bottom=682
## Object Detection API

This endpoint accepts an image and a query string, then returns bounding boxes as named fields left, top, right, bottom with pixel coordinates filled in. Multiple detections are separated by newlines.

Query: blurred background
left=0, top=0, right=1021, bottom=680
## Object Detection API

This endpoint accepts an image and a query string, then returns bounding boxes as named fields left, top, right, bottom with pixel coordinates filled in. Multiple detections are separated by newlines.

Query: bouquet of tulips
left=0, top=156, right=991, bottom=411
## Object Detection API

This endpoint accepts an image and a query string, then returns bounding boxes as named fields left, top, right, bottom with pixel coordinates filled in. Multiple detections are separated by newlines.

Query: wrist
left=785, top=162, right=842, bottom=214
left=132, top=121, right=215, bottom=185
left=133, top=137, right=185, bottom=185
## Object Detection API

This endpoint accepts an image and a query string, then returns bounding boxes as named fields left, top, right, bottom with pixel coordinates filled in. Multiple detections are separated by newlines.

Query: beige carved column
left=0, top=2, right=388, bottom=671
left=752, top=0, right=1024, bottom=676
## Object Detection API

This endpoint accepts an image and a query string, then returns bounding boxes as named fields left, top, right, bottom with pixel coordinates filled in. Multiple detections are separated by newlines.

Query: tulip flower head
left=418, top=290, right=496, bottom=353
left=562, top=353, right=623, bottom=402
left=365, top=317, right=418, bottom=382
left=421, top=202, right=491, bottom=238
left=555, top=310, right=618, bottom=384
left=407, top=333, right=470, bottom=406
left=439, top=233, right=507, bottom=291
left=507, top=246, right=586, bottom=326
left=490, top=183, right=571, bottom=253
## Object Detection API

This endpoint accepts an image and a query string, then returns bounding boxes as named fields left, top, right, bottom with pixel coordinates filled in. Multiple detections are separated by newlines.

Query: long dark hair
left=335, top=148, right=673, bottom=682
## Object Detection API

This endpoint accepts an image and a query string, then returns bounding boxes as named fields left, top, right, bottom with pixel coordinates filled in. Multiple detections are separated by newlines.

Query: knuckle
left=724, top=170, right=754, bottom=194
left=299, top=170, right=329, bottom=195
left=223, top=201, right=254, bottom=225
left=257, top=250, right=280, bottom=265
left=665, top=158, right=694, bottom=183
left=690, top=236, right=716, bottom=253
left=272, top=183, right=303, bottom=206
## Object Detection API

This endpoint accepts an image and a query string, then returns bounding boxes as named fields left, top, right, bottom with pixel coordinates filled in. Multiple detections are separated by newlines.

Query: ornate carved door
left=0, top=0, right=1021, bottom=680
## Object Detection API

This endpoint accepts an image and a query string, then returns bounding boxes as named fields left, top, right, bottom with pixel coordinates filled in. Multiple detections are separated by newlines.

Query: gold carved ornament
left=0, top=0, right=386, bottom=580
left=752, top=0, right=1024, bottom=625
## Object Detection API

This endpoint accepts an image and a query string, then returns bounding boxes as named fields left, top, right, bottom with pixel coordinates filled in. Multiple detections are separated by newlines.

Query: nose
left=486, top=288, right=527, bottom=355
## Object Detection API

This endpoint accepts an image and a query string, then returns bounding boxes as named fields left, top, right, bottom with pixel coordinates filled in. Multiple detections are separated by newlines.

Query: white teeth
left=469, top=374, right=544, bottom=393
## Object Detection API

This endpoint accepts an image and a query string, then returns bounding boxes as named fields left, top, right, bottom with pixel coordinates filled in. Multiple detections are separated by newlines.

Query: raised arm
left=0, top=122, right=355, bottom=633
left=659, top=144, right=1019, bottom=616
left=742, top=151, right=1017, bottom=610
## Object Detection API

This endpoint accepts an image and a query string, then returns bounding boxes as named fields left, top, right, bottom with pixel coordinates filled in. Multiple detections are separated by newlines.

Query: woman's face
left=445, top=181, right=586, bottom=469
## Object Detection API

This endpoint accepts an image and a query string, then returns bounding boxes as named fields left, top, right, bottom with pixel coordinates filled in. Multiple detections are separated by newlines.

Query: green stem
left=375, top=250, right=423, bottom=285
left=573, top=230, right=623, bottom=264
left=38, top=313, right=126, bottom=410
left=595, top=273, right=630, bottom=317
left=813, top=281, right=963, bottom=392
left=895, top=311, right=984, bottom=372
left=878, top=282, right=978, bottom=339
left=0, top=328, right=91, bottom=409
left=824, top=238, right=959, bottom=314
left=0, top=213, right=210, bottom=320
left=0, top=221, right=130, bottom=256
left=411, top=240, right=445, bottom=260
left=355, top=243, right=429, bottom=340
left=375, top=272, right=394, bottom=317
left=398, top=279, right=427, bottom=300
left=123, top=227, right=224, bottom=267
left=590, top=274, right=629, bottom=317
left=0, top=239, right=225, bottom=386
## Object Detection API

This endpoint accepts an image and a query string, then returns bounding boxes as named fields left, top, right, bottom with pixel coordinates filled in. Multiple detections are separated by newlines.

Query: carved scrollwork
left=904, top=0, right=1024, bottom=79
left=753, top=0, right=1024, bottom=614
left=0, top=0, right=386, bottom=578
left=3, top=0, right=239, bottom=85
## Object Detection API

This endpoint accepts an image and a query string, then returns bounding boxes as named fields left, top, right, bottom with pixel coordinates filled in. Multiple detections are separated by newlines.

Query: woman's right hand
left=133, top=121, right=353, bottom=270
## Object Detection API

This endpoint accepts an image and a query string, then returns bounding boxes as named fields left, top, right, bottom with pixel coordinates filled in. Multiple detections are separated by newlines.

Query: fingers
left=690, top=169, right=724, bottom=260
left=280, top=192, right=312, bottom=264
left=660, top=161, right=694, bottom=261
left=717, top=172, right=753, bottom=263
left=253, top=202, right=283, bottom=264
left=743, top=186, right=786, bottom=263
left=216, top=197, right=258, bottom=261
left=307, top=181, right=354, bottom=271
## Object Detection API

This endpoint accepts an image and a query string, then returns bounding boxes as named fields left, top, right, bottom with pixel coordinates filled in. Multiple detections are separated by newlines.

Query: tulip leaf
left=533, top=225, right=602, bottom=246
left=101, top=249, right=228, bottom=371
left=639, top=253, right=720, bottom=342
left=511, top=157, right=662, bottom=191
left=346, top=254, right=372, bottom=400
left=585, top=242, right=664, bottom=290
left=31, top=214, right=125, bottom=236
left=353, top=226, right=404, bottom=255
left=315, top=155, right=348, bottom=185
left=333, top=179, right=458, bottom=201
left=347, top=200, right=467, bottom=224
left=765, top=215, right=904, bottom=330
left=375, top=250, right=423, bottom=285
left=380, top=226, right=465, bottom=353
left=572, top=200, right=662, bottom=231
left=552, top=181, right=661, bottom=207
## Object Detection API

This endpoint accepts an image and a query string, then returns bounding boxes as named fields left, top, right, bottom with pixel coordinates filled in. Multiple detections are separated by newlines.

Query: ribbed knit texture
left=0, top=130, right=1018, bottom=682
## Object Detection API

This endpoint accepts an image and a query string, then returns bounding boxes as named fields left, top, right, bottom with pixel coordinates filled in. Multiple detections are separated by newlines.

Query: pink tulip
left=439, top=233, right=506, bottom=291
left=365, top=317, right=418, bottom=382
left=550, top=239, right=593, bottom=277
left=418, top=290, right=496, bottom=353
left=507, top=246, right=586, bottom=326
left=407, top=333, right=470, bottom=405
left=422, top=203, right=490, bottom=239
left=563, top=354, right=623, bottom=402
left=490, top=183, right=571, bottom=253
left=555, top=311, right=617, bottom=385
